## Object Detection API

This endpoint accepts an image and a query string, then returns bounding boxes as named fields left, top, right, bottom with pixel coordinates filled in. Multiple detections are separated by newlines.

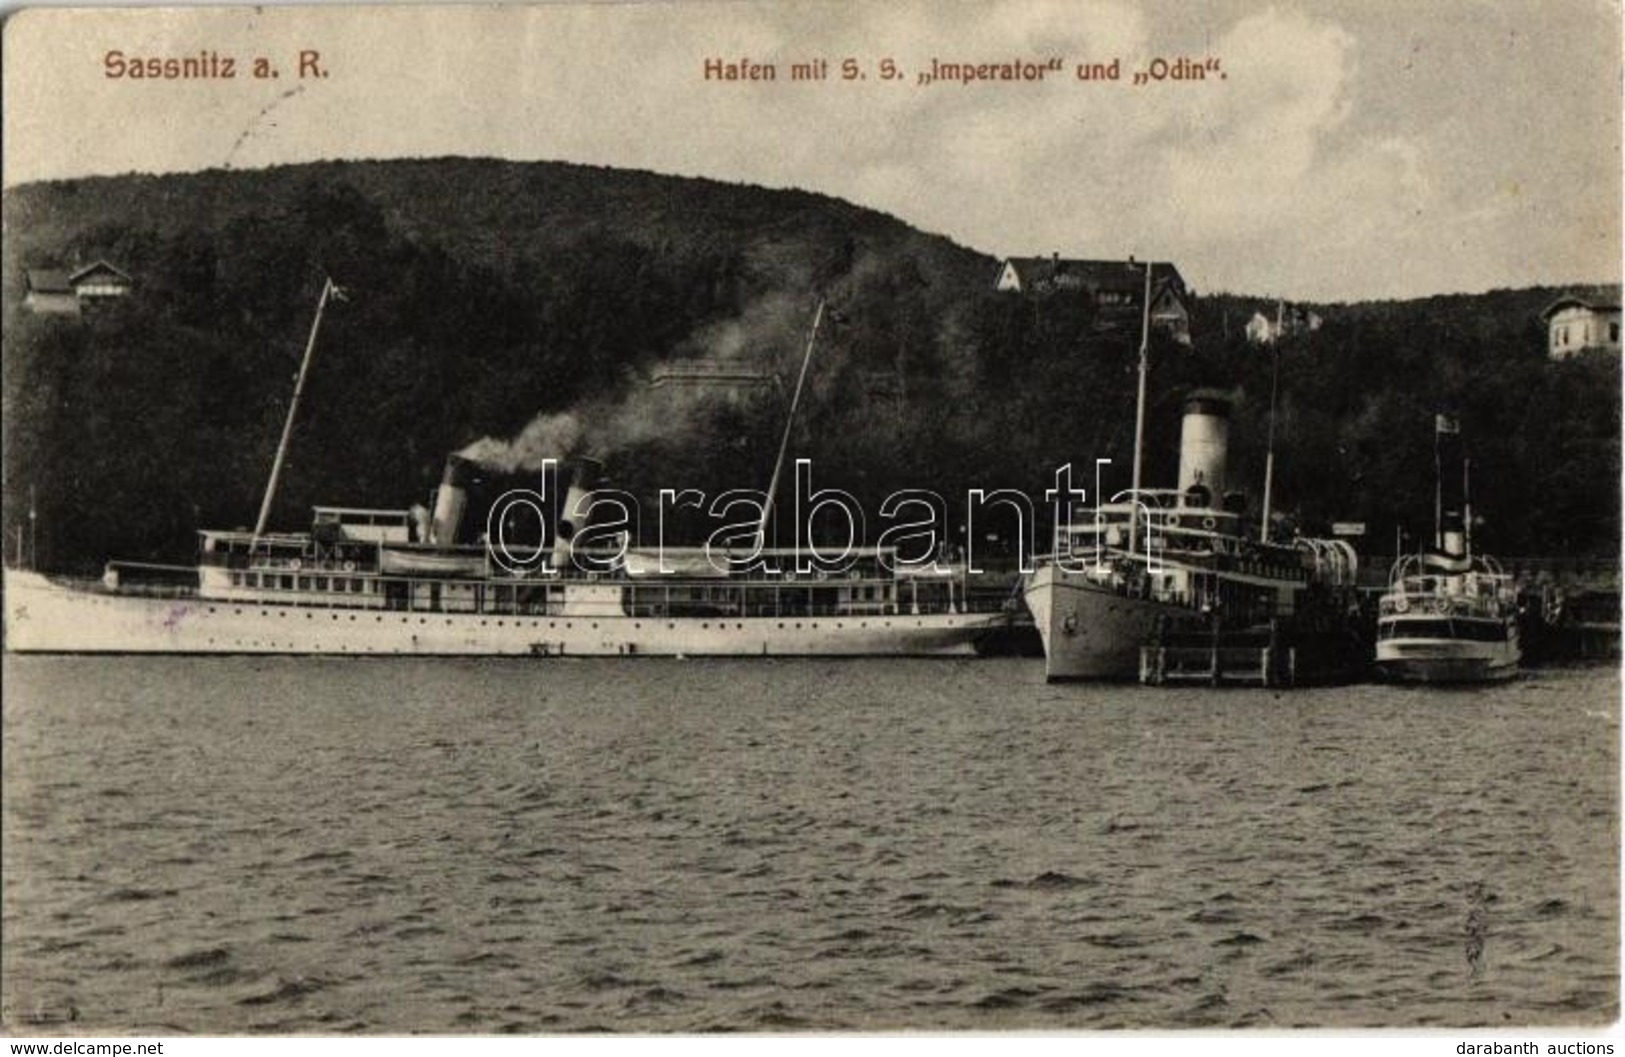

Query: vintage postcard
left=2, top=0, right=1620, bottom=1046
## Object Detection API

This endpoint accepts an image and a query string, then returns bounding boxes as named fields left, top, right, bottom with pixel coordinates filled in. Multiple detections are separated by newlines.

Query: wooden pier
left=1140, top=615, right=1369, bottom=688
left=1140, top=626, right=1295, bottom=687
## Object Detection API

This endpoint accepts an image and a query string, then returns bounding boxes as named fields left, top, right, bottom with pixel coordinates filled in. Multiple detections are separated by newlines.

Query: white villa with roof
left=22, top=260, right=132, bottom=316
left=1542, top=296, right=1621, bottom=359
left=994, top=254, right=1191, bottom=345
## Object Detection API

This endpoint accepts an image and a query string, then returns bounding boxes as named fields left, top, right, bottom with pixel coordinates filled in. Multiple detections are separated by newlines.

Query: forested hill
left=2, top=157, right=1618, bottom=570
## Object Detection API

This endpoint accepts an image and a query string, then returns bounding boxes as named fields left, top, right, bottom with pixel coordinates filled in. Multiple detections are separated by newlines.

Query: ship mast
left=1259, top=299, right=1283, bottom=539
left=1433, top=416, right=1444, bottom=551
left=1463, top=456, right=1473, bottom=561
left=757, top=298, right=826, bottom=550
left=254, top=276, right=342, bottom=540
left=1128, top=260, right=1153, bottom=551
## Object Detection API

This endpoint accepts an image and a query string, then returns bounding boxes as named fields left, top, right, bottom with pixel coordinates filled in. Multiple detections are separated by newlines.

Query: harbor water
left=2, top=655, right=1617, bottom=1032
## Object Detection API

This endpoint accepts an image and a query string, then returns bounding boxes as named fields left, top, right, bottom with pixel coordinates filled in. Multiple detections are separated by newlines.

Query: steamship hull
left=1373, top=608, right=1521, bottom=683
left=3, top=570, right=999, bottom=657
left=1372, top=643, right=1519, bottom=683
left=1024, top=564, right=1189, bottom=680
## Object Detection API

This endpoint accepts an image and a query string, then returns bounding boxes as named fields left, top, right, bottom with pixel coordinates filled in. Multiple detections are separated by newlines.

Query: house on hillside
left=1543, top=296, right=1621, bottom=359
left=23, top=270, right=80, bottom=316
left=993, top=254, right=1191, bottom=344
left=22, top=260, right=133, bottom=316
left=69, top=260, right=133, bottom=302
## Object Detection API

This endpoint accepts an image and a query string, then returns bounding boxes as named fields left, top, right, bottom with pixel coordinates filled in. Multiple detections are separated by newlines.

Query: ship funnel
left=550, top=456, right=603, bottom=570
left=1177, top=390, right=1230, bottom=501
left=431, top=455, right=475, bottom=545
left=1435, top=414, right=1467, bottom=558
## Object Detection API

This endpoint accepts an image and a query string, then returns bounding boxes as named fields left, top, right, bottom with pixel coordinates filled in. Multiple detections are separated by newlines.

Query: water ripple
left=2, top=656, right=1617, bottom=1031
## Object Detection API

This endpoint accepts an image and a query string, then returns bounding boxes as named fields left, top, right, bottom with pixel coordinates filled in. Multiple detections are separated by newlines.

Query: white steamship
left=4, top=283, right=1005, bottom=657
left=1373, top=417, right=1521, bottom=682
left=4, top=457, right=1004, bottom=657
left=1023, top=391, right=1359, bottom=681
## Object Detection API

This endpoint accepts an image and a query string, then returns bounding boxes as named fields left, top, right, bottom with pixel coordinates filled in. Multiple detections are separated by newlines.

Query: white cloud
left=1157, top=9, right=1362, bottom=239
left=4, top=2, right=1617, bottom=299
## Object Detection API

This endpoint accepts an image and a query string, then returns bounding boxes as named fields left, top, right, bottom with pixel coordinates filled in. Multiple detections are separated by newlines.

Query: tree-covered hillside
left=2, top=159, right=1617, bottom=570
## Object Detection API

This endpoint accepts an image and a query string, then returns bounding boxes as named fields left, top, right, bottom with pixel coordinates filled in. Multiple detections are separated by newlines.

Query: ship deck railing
left=1377, top=591, right=1512, bottom=620
left=185, top=595, right=1000, bottom=620
left=193, top=587, right=1007, bottom=619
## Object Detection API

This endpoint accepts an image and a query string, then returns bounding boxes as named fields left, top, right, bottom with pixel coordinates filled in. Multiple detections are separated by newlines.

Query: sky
left=3, top=0, right=1621, bottom=301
